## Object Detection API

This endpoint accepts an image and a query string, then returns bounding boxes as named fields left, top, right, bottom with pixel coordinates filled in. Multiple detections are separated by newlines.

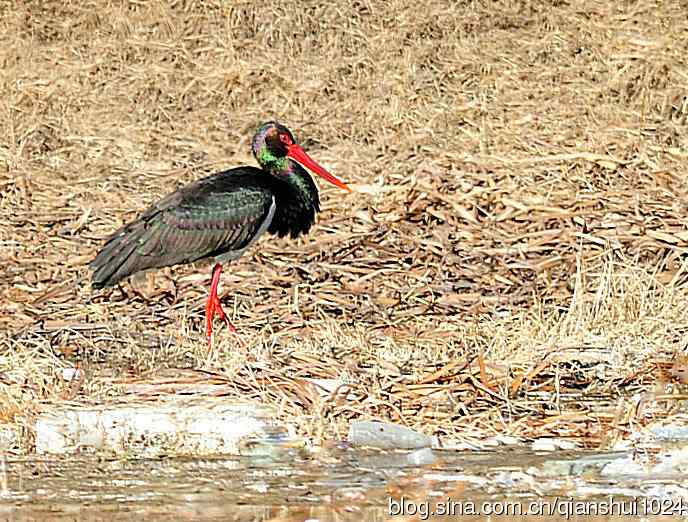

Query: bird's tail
left=90, top=221, right=149, bottom=289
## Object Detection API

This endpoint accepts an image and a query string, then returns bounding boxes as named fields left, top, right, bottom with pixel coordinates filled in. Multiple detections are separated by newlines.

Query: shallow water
left=1, top=448, right=686, bottom=521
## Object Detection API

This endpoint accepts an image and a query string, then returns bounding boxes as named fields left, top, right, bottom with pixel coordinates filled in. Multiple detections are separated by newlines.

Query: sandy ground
left=1, top=0, right=688, bottom=448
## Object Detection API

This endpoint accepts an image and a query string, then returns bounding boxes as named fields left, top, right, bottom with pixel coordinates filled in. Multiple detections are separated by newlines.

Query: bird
left=90, top=121, right=351, bottom=349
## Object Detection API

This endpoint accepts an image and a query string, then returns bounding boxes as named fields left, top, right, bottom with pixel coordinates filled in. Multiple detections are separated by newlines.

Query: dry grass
left=2, top=0, right=688, bottom=451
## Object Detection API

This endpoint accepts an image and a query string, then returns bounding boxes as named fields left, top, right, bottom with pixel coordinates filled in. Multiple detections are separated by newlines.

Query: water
left=0, top=448, right=686, bottom=521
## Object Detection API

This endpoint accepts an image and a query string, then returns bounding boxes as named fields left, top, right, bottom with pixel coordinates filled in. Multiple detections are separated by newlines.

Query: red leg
left=204, top=263, right=236, bottom=351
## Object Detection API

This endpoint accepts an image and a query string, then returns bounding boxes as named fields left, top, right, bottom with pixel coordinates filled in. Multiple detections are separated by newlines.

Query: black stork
left=90, top=121, right=351, bottom=349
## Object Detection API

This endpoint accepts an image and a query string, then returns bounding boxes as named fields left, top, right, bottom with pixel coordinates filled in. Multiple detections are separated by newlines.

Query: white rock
left=531, top=438, right=579, bottom=451
left=35, top=398, right=299, bottom=455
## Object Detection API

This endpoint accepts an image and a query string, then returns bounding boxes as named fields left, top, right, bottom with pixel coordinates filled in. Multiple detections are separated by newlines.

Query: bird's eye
left=279, top=133, right=292, bottom=145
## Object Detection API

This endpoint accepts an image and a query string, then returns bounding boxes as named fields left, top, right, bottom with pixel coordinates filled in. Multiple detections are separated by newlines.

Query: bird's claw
left=205, top=295, right=238, bottom=352
left=204, top=263, right=244, bottom=353
left=213, top=301, right=236, bottom=332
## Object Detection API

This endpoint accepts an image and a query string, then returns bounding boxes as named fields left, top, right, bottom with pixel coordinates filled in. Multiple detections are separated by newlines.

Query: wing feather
left=91, top=170, right=275, bottom=288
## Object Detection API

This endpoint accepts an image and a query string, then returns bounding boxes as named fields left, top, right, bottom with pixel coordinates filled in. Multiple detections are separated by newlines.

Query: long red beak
left=287, top=144, right=352, bottom=192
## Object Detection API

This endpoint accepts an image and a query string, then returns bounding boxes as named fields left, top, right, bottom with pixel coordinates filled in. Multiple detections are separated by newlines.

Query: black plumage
left=89, top=121, right=350, bottom=349
left=90, top=165, right=319, bottom=288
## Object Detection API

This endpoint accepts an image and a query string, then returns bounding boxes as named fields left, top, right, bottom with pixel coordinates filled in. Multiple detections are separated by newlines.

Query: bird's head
left=252, top=121, right=351, bottom=192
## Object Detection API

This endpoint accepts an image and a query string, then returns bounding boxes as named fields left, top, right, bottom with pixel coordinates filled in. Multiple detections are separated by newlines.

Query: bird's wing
left=91, top=172, right=276, bottom=288
left=139, top=183, right=275, bottom=261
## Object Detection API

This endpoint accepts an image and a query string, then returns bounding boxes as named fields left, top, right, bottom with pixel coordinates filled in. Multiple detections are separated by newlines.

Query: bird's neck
left=281, top=160, right=319, bottom=207
left=267, top=160, right=321, bottom=239
left=257, top=147, right=290, bottom=174
left=255, top=148, right=319, bottom=209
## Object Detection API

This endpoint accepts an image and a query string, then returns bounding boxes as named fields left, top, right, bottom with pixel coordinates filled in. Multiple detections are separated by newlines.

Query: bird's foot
left=205, top=295, right=237, bottom=350
left=204, top=263, right=246, bottom=353
left=212, top=296, right=237, bottom=333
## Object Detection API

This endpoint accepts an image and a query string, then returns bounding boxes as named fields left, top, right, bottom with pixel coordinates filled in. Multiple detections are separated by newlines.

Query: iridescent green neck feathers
left=256, top=146, right=290, bottom=175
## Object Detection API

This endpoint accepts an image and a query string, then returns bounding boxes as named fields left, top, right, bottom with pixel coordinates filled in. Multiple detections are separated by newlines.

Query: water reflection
left=0, top=449, right=686, bottom=521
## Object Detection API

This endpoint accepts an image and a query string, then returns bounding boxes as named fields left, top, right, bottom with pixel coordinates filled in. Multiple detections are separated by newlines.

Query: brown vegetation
left=1, top=0, right=688, bottom=449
